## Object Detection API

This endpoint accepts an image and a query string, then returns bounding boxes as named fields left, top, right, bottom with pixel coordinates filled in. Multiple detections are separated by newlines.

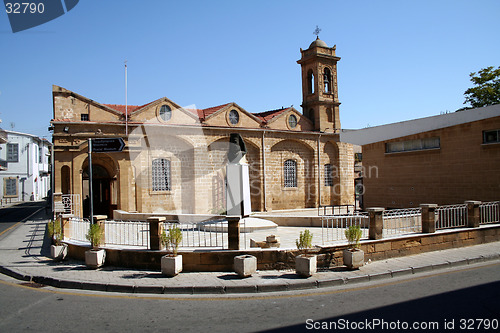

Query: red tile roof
left=103, top=101, right=154, bottom=115
left=200, top=103, right=232, bottom=119
left=253, top=107, right=291, bottom=123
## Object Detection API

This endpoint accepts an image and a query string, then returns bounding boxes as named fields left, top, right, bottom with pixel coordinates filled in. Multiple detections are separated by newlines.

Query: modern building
left=50, top=37, right=355, bottom=218
left=0, top=130, right=52, bottom=203
left=341, top=104, right=500, bottom=209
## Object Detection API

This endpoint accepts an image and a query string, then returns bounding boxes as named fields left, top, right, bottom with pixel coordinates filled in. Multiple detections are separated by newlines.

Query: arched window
left=324, top=164, right=334, bottom=187
left=284, top=159, right=297, bottom=188
left=159, top=105, right=172, bottom=121
left=288, top=114, right=298, bottom=129
left=307, top=69, right=314, bottom=94
left=323, top=67, right=332, bottom=93
left=152, top=158, right=171, bottom=191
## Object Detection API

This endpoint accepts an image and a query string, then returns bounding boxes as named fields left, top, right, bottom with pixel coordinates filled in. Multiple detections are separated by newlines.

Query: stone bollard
left=367, top=207, right=384, bottom=240
left=93, top=215, right=107, bottom=244
left=60, top=213, right=74, bottom=239
left=148, top=217, right=166, bottom=250
left=465, top=201, right=481, bottom=228
left=420, top=204, right=437, bottom=233
left=227, top=215, right=240, bottom=250
left=234, top=254, right=257, bottom=277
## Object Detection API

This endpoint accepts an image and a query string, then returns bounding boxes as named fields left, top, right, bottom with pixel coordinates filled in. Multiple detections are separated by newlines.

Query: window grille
left=284, top=159, right=297, bottom=188
left=483, top=129, right=500, bottom=144
left=324, top=164, right=333, bottom=186
left=386, top=137, right=440, bottom=153
left=5, top=178, right=17, bottom=196
left=152, top=158, right=171, bottom=191
left=7, top=143, right=18, bottom=162
left=81, top=114, right=89, bottom=121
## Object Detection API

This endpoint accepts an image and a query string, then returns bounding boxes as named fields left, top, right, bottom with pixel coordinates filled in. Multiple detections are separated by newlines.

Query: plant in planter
left=343, top=224, right=364, bottom=270
left=85, top=223, right=106, bottom=269
left=295, top=229, right=317, bottom=277
left=161, top=225, right=183, bottom=276
left=47, top=220, right=67, bottom=260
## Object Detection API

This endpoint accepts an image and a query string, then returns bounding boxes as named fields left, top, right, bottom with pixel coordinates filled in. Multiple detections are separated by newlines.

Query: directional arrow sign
left=91, top=138, right=125, bottom=152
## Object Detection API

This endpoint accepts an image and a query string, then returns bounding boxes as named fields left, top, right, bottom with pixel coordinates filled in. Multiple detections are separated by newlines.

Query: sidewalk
left=1, top=213, right=500, bottom=295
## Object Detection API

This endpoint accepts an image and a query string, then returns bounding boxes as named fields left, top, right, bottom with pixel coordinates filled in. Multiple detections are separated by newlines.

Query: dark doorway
left=82, top=164, right=111, bottom=218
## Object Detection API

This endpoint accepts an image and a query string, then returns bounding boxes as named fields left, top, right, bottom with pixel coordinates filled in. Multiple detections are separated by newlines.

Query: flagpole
left=125, top=60, right=128, bottom=136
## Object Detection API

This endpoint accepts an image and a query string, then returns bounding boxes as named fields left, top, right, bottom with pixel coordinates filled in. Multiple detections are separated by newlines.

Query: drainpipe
left=261, top=130, right=267, bottom=212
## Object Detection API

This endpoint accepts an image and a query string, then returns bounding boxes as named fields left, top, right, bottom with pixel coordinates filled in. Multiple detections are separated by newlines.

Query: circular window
left=288, top=114, right=298, bottom=129
left=159, top=105, right=172, bottom=121
left=228, top=109, right=239, bottom=125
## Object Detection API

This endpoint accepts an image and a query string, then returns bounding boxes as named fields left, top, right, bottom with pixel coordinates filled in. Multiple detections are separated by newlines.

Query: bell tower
left=297, top=36, right=341, bottom=132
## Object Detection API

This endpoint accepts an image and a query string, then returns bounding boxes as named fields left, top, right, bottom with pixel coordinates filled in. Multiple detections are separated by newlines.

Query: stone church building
left=51, top=38, right=355, bottom=217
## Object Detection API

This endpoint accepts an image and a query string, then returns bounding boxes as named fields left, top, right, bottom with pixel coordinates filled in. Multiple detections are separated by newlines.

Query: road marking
left=0, top=261, right=498, bottom=302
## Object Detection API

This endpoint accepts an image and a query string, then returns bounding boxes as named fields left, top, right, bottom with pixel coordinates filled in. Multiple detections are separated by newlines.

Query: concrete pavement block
left=317, top=278, right=344, bottom=288
left=390, top=268, right=413, bottom=277
left=225, top=285, right=258, bottom=294
left=368, top=271, right=392, bottom=281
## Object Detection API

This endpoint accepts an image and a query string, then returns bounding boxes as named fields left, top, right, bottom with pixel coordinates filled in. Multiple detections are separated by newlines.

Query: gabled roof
left=254, top=107, right=291, bottom=123
left=103, top=102, right=155, bottom=115
left=340, top=104, right=500, bottom=145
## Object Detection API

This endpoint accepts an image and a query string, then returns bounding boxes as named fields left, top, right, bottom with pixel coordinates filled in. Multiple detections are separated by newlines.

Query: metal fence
left=104, top=220, right=150, bottom=247
left=321, top=214, right=369, bottom=244
left=68, top=217, right=90, bottom=242
left=383, top=208, right=422, bottom=237
left=480, top=201, right=500, bottom=224
left=57, top=194, right=81, bottom=217
left=436, top=204, right=467, bottom=229
left=318, top=204, right=356, bottom=216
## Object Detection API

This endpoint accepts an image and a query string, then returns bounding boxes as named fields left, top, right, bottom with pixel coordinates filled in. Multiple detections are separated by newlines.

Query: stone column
left=60, top=213, right=74, bottom=239
left=420, top=204, right=437, bottom=233
left=465, top=201, right=481, bottom=228
left=93, top=215, right=107, bottom=244
left=367, top=207, right=384, bottom=240
left=227, top=215, right=240, bottom=250
left=148, top=216, right=166, bottom=250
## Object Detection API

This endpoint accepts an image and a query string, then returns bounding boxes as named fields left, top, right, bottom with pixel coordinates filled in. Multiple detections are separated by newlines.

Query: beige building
left=341, top=104, right=500, bottom=209
left=51, top=38, right=355, bottom=217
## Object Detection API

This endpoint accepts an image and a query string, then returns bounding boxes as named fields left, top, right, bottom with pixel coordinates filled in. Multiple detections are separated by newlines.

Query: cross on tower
left=313, top=25, right=321, bottom=37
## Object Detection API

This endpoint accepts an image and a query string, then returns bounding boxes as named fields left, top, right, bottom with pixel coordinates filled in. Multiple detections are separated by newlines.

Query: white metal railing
left=480, top=201, right=500, bottom=224
left=318, top=204, right=356, bottom=216
left=383, top=208, right=422, bottom=237
left=321, top=214, right=369, bottom=244
left=436, top=204, right=467, bottom=229
left=60, top=194, right=81, bottom=217
left=68, top=217, right=90, bottom=242
left=104, top=220, right=150, bottom=248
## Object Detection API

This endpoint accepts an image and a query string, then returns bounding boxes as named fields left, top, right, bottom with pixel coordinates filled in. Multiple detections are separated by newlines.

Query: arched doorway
left=82, top=164, right=113, bottom=218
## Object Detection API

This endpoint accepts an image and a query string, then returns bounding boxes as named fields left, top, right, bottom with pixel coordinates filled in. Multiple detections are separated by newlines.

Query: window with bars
left=324, top=164, right=334, bottom=186
left=4, top=178, right=17, bottom=196
left=152, top=158, right=171, bottom=191
left=7, top=143, right=18, bottom=162
left=284, top=159, right=297, bottom=188
left=483, top=129, right=500, bottom=144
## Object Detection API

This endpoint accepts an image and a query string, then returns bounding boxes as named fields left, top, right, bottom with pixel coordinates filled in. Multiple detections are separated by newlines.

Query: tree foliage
left=464, top=66, right=500, bottom=108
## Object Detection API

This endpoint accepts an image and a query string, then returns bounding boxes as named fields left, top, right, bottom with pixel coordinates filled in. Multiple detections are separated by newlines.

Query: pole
left=88, top=138, right=94, bottom=224
left=125, top=60, right=128, bottom=136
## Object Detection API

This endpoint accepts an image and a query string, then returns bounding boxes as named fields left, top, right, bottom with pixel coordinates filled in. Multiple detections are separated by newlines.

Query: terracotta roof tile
left=253, top=107, right=291, bottom=123
left=201, top=103, right=232, bottom=118
left=103, top=101, right=154, bottom=115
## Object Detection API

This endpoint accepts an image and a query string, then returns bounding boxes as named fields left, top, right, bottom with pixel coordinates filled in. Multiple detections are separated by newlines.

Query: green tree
left=464, top=66, right=500, bottom=108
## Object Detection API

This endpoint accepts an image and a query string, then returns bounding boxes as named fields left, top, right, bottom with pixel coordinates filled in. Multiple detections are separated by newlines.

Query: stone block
left=374, top=242, right=391, bottom=253
left=295, top=255, right=317, bottom=277
left=234, top=255, right=257, bottom=278
left=161, top=255, right=183, bottom=276
left=266, top=235, right=280, bottom=243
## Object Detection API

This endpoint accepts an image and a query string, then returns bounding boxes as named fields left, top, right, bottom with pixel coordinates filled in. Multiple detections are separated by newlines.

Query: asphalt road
left=0, top=201, right=47, bottom=236
left=0, top=260, right=498, bottom=332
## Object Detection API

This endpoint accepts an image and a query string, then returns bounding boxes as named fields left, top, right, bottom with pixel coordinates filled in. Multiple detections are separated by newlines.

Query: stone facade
left=362, top=116, right=500, bottom=208
left=51, top=39, right=355, bottom=217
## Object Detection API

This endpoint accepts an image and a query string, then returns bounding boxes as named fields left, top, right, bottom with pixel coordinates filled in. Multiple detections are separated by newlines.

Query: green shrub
left=296, top=229, right=313, bottom=254
left=86, top=223, right=104, bottom=249
left=345, top=224, right=362, bottom=250
left=47, top=220, right=63, bottom=245
left=161, top=225, right=183, bottom=256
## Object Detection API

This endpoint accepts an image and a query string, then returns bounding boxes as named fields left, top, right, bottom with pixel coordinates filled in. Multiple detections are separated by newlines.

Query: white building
left=0, top=130, right=52, bottom=203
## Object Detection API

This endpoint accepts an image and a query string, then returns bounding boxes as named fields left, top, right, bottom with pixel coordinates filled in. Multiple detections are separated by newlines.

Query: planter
left=161, top=255, right=183, bottom=277
left=234, top=254, right=257, bottom=277
left=85, top=249, right=106, bottom=269
left=295, top=254, right=317, bottom=277
left=343, top=249, right=364, bottom=270
left=50, top=244, right=68, bottom=261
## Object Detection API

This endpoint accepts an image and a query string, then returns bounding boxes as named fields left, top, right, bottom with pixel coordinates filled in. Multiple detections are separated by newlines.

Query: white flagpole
left=125, top=60, right=128, bottom=136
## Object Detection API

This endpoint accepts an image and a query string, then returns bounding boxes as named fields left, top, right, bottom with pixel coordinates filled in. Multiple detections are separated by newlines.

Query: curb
left=1, top=254, right=500, bottom=295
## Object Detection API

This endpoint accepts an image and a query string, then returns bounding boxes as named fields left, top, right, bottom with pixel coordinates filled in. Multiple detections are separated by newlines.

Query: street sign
left=91, top=138, right=125, bottom=152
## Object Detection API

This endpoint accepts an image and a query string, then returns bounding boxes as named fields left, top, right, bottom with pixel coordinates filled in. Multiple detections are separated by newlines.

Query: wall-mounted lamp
left=63, top=126, right=69, bottom=133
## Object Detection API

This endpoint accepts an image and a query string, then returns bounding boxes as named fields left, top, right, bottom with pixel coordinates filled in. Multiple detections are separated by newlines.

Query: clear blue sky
left=1, top=0, right=499, bottom=139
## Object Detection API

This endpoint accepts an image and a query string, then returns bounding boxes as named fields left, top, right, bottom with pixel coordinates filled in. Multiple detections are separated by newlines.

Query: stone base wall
left=66, top=224, right=500, bottom=272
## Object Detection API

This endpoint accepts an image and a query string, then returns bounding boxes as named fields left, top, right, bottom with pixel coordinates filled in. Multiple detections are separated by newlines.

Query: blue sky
left=0, top=0, right=499, bottom=139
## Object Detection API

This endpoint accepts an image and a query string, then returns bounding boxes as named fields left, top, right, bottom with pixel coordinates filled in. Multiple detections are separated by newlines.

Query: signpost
left=88, top=138, right=125, bottom=223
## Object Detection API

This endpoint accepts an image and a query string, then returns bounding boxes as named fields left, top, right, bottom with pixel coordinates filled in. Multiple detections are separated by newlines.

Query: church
left=51, top=37, right=355, bottom=217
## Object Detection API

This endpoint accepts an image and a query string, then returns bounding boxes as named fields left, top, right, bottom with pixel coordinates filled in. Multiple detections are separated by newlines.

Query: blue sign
left=4, top=0, right=79, bottom=33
